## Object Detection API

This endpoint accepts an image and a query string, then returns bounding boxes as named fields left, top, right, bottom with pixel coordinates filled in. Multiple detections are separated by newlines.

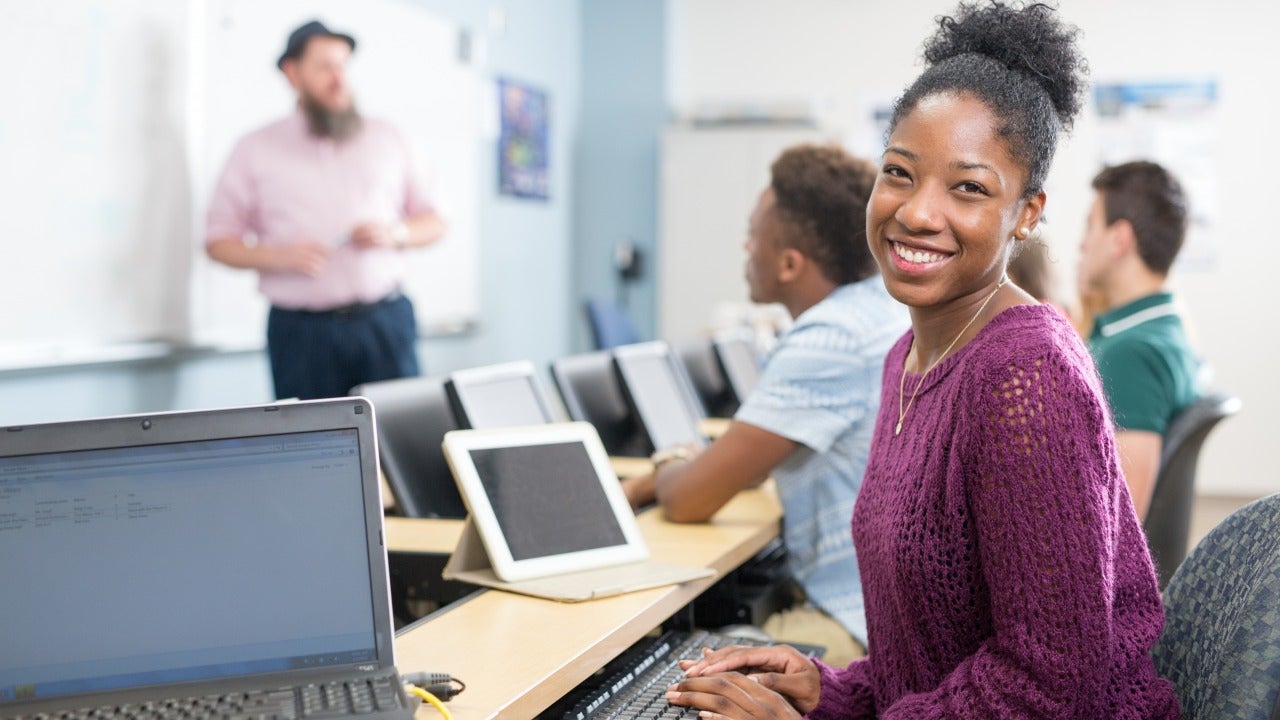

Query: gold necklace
left=895, top=276, right=1008, bottom=436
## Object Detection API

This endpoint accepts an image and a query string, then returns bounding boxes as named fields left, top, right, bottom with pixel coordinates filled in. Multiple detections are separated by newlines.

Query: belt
left=276, top=291, right=403, bottom=318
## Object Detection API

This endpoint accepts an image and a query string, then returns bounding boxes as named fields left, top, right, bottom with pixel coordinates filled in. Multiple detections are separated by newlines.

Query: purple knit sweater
left=810, top=304, right=1180, bottom=719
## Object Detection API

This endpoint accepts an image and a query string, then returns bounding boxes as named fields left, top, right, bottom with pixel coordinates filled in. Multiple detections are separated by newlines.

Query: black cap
left=277, top=20, right=356, bottom=69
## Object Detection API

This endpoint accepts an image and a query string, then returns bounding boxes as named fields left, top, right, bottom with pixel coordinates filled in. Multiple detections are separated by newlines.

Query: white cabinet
left=658, top=126, right=830, bottom=342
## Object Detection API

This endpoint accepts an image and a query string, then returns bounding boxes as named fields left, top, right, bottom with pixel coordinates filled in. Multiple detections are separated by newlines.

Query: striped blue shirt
left=735, top=277, right=908, bottom=643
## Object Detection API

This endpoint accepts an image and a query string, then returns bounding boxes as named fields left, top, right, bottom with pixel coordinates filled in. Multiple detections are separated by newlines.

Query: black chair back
left=351, top=375, right=466, bottom=519
left=550, top=351, right=648, bottom=457
left=1144, top=391, right=1242, bottom=588
left=677, top=339, right=738, bottom=418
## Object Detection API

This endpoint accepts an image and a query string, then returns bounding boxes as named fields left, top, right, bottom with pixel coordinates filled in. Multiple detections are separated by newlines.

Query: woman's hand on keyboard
left=675, top=645, right=821, bottom=715
left=665, top=671, right=804, bottom=719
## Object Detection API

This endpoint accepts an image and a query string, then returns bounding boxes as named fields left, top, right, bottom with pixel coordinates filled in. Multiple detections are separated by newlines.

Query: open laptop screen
left=0, top=429, right=376, bottom=705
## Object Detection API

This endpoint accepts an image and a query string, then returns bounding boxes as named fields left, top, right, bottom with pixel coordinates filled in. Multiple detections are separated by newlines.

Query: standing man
left=206, top=20, right=446, bottom=400
left=1078, top=161, right=1202, bottom=520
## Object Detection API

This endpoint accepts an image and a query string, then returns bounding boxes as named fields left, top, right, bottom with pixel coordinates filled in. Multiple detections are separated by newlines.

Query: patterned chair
left=1151, top=493, right=1280, bottom=719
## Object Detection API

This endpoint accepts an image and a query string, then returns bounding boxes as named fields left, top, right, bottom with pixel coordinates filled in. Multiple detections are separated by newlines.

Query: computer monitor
left=712, top=336, right=761, bottom=405
left=445, top=361, right=556, bottom=430
left=613, top=342, right=707, bottom=453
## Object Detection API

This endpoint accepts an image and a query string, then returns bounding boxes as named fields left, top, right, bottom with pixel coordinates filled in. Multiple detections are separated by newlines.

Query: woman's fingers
left=747, top=670, right=822, bottom=715
left=682, top=645, right=805, bottom=678
left=666, top=673, right=803, bottom=720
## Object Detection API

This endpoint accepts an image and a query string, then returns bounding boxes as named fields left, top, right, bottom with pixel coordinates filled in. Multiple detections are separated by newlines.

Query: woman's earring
left=1016, top=227, right=1030, bottom=240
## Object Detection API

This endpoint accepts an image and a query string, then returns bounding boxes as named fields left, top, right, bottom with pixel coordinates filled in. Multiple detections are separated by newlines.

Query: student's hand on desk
left=620, top=473, right=656, bottom=511
left=676, top=645, right=821, bottom=715
left=269, top=242, right=330, bottom=277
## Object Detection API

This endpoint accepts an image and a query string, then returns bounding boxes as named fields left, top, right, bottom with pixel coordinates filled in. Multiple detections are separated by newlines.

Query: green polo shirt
left=1088, top=292, right=1202, bottom=435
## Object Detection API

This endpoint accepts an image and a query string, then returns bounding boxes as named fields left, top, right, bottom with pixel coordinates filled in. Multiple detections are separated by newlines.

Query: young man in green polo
left=1077, top=161, right=1203, bottom=520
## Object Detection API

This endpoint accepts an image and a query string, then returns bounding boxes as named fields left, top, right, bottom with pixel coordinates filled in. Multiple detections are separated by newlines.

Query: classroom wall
left=4, top=1, right=1272, bottom=498
left=0, top=0, right=582, bottom=425
left=572, top=0, right=668, bottom=348
left=667, top=0, right=1279, bottom=496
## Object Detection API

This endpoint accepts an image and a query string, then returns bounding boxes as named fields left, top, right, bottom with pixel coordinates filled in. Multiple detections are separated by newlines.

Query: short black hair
left=770, top=144, right=879, bottom=285
left=889, top=1, right=1089, bottom=197
left=1092, top=161, right=1188, bottom=275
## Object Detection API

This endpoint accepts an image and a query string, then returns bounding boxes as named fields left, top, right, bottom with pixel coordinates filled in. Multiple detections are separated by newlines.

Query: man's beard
left=300, top=94, right=362, bottom=141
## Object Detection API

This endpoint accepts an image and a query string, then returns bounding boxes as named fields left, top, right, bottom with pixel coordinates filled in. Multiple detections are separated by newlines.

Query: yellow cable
left=407, top=685, right=453, bottom=720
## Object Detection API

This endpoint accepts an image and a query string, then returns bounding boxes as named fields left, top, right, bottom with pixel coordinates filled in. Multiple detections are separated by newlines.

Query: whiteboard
left=0, top=0, right=481, bottom=365
left=193, top=0, right=482, bottom=348
left=0, top=1, right=193, bottom=362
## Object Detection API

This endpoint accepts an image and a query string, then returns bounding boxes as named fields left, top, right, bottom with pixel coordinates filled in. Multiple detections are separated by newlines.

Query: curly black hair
left=770, top=144, right=879, bottom=285
left=889, top=1, right=1089, bottom=197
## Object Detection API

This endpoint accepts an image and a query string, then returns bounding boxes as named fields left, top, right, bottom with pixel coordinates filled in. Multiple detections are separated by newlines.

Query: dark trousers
left=267, top=294, right=421, bottom=400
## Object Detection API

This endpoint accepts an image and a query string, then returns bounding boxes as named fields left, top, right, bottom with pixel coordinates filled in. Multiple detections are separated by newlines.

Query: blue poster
left=498, top=78, right=549, bottom=200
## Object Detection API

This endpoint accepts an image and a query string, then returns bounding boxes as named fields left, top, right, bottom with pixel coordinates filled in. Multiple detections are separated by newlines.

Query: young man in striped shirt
left=622, top=144, right=908, bottom=665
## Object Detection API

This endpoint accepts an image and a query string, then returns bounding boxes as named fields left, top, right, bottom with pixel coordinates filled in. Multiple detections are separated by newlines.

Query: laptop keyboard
left=5, top=674, right=406, bottom=720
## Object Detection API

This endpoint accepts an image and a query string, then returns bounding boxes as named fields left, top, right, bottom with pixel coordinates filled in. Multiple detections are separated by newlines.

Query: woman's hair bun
left=922, top=2, right=1087, bottom=128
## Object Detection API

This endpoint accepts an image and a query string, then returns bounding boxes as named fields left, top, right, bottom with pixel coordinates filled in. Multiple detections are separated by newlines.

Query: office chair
left=677, top=339, right=739, bottom=419
left=1143, top=391, right=1242, bottom=588
left=550, top=351, right=648, bottom=457
left=350, top=375, right=467, bottom=519
left=584, top=297, right=641, bottom=350
left=1151, top=493, right=1280, bottom=720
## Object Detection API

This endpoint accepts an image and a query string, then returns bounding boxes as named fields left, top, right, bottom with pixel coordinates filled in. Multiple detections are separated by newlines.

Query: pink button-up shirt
left=206, top=111, right=435, bottom=310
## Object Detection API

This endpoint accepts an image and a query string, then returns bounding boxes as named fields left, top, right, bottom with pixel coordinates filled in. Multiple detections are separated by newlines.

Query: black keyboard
left=545, top=630, right=774, bottom=720
left=6, top=673, right=408, bottom=720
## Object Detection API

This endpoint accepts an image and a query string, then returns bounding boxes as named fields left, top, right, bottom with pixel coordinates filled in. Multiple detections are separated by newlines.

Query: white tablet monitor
left=442, top=422, right=648, bottom=582
left=446, top=360, right=556, bottom=429
left=712, top=335, right=761, bottom=403
left=613, top=342, right=707, bottom=452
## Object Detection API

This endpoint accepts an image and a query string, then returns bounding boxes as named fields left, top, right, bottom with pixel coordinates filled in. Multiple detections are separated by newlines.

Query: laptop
left=0, top=399, right=414, bottom=720
left=440, top=422, right=714, bottom=601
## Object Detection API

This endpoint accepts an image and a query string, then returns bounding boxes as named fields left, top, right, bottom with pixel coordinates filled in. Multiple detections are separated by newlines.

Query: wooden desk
left=395, top=484, right=782, bottom=720
left=610, top=456, right=654, bottom=479
left=379, top=470, right=396, bottom=510
left=384, top=516, right=466, bottom=555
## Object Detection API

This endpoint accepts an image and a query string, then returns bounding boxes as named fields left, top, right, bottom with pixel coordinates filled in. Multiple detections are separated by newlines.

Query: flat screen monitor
left=613, top=342, right=706, bottom=452
left=713, top=336, right=762, bottom=404
left=446, top=361, right=556, bottom=429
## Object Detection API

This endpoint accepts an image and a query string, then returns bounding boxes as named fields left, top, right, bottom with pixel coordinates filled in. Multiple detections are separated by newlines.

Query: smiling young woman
left=665, top=3, right=1182, bottom=719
